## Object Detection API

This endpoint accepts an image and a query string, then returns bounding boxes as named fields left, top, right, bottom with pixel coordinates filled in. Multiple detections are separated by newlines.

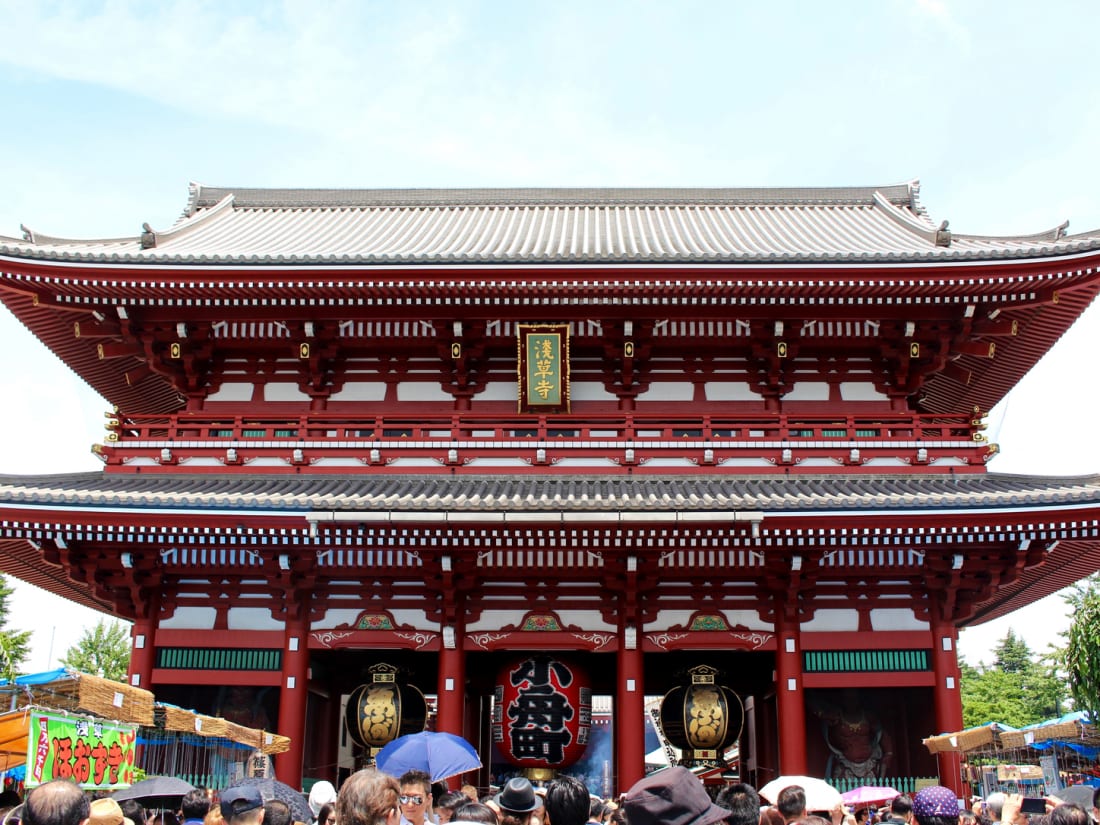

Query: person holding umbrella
left=398, top=771, right=435, bottom=825
left=220, top=788, right=265, bottom=825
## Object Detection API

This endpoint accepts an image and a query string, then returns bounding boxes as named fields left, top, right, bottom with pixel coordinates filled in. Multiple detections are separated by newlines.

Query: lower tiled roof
left=0, top=471, right=1098, bottom=514
left=2, top=471, right=1099, bottom=624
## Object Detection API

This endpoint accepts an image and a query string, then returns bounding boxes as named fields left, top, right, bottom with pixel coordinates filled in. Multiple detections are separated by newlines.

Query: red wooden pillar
left=774, top=606, right=807, bottom=775
left=127, top=593, right=159, bottom=689
left=436, top=624, right=466, bottom=735
left=930, top=615, right=964, bottom=794
left=616, top=625, right=645, bottom=792
left=276, top=603, right=311, bottom=789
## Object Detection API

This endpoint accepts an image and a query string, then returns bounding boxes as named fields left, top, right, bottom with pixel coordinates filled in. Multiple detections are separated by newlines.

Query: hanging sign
left=25, top=710, right=138, bottom=789
left=517, top=324, right=570, bottom=413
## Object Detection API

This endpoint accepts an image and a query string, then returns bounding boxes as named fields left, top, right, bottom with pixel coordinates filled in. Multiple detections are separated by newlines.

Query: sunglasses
left=400, top=796, right=424, bottom=806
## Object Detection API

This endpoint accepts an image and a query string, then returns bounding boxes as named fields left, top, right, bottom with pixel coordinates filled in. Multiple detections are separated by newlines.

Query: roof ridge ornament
left=140, top=223, right=157, bottom=249
left=19, top=224, right=34, bottom=243
left=871, top=190, right=944, bottom=245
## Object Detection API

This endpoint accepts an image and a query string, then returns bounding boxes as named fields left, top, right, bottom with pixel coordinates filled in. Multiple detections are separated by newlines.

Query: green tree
left=1064, top=577, right=1100, bottom=718
left=993, top=628, right=1032, bottom=674
left=0, top=575, right=32, bottom=681
left=960, top=630, right=1067, bottom=729
left=60, top=619, right=131, bottom=681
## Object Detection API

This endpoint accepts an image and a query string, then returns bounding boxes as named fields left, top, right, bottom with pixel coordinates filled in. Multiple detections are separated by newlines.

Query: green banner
left=526, top=331, right=562, bottom=405
left=26, top=710, right=138, bottom=789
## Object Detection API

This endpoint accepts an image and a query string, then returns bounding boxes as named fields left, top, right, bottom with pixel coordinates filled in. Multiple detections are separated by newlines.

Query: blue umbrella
left=375, top=731, right=481, bottom=782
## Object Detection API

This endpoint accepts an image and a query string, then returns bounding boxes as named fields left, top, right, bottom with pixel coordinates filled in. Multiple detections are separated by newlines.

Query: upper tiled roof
left=3, top=181, right=1097, bottom=266
left=2, top=471, right=1099, bottom=514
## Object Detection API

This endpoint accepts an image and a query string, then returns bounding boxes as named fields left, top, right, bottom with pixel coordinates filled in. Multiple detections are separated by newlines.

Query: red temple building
left=2, top=181, right=1100, bottom=794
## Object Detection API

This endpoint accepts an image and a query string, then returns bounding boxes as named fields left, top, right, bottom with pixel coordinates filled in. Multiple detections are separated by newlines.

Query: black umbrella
left=113, top=776, right=197, bottom=808
left=231, top=777, right=311, bottom=824
left=1056, top=785, right=1096, bottom=809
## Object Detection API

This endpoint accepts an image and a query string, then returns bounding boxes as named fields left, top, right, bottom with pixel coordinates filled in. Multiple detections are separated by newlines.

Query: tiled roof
left=2, top=471, right=1099, bottom=514
left=2, top=471, right=1098, bottom=622
left=2, top=181, right=1097, bottom=266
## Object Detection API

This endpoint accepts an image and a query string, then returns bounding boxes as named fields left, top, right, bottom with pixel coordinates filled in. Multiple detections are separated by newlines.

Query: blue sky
left=1, top=0, right=1098, bottom=669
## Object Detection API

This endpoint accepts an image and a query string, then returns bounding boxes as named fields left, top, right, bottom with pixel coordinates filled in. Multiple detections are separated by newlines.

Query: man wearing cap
left=221, top=786, right=266, bottom=825
left=23, top=779, right=91, bottom=825
left=89, top=798, right=136, bottom=825
left=912, top=786, right=962, bottom=825
left=623, top=765, right=731, bottom=825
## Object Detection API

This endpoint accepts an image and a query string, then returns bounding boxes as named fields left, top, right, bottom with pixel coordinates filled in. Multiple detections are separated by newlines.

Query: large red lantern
left=492, top=654, right=591, bottom=776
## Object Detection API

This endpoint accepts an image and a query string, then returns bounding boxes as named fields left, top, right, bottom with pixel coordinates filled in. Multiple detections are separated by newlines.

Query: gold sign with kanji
left=517, top=323, right=570, bottom=413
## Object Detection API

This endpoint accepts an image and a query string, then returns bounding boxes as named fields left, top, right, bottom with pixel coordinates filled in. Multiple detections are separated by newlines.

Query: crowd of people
left=2, top=771, right=1099, bottom=825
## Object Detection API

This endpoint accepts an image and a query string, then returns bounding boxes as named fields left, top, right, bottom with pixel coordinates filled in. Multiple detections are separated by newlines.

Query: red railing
left=96, top=411, right=994, bottom=474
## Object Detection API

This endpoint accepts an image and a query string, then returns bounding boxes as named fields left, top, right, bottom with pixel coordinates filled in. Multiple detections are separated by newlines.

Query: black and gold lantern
left=344, top=663, right=427, bottom=751
left=658, top=664, right=744, bottom=768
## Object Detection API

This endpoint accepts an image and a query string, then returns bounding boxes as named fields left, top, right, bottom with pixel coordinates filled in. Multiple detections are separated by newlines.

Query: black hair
left=717, top=783, right=761, bottom=825
left=450, top=801, right=498, bottom=825
left=543, top=776, right=589, bottom=825
left=181, top=791, right=211, bottom=821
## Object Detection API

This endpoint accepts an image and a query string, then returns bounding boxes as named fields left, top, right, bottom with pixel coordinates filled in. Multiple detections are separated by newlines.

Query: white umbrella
left=759, top=776, right=843, bottom=813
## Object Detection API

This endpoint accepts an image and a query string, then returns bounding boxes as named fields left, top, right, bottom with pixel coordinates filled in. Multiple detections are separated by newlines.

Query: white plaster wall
left=177, top=458, right=225, bottom=467
left=705, top=382, right=757, bottom=401
left=800, top=609, right=860, bottom=632
left=206, top=383, right=254, bottom=402
left=397, top=383, right=454, bottom=402
left=840, top=382, right=889, bottom=401
left=471, top=382, right=514, bottom=401
left=159, top=606, right=217, bottom=630
left=645, top=609, right=770, bottom=633
left=871, top=609, right=929, bottom=631
left=264, top=383, right=311, bottom=402
left=228, top=607, right=285, bottom=631
left=390, top=609, right=434, bottom=629
left=554, top=458, right=619, bottom=467
left=313, top=608, right=364, bottom=630
left=571, top=382, right=616, bottom=402
left=782, top=382, right=830, bottom=402
left=330, top=382, right=387, bottom=401
left=553, top=610, right=617, bottom=633
left=466, top=609, right=530, bottom=633
left=311, top=607, right=435, bottom=631
left=636, top=383, right=695, bottom=401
